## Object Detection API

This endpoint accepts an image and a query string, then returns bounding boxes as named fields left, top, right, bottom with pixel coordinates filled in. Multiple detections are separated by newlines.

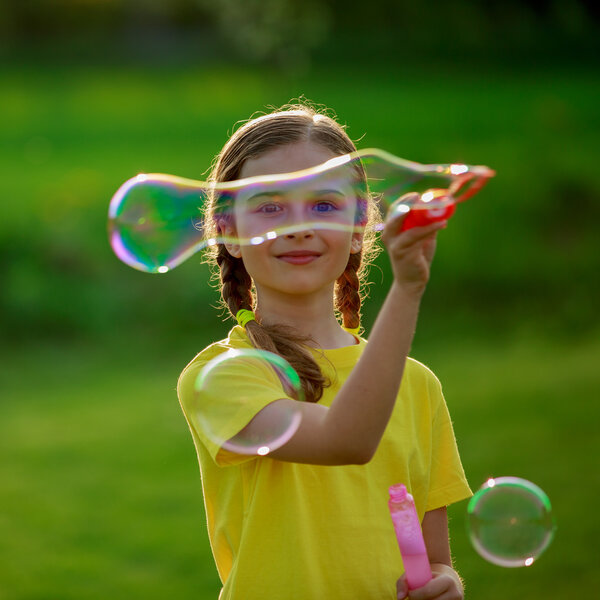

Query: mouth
left=276, top=250, right=321, bottom=265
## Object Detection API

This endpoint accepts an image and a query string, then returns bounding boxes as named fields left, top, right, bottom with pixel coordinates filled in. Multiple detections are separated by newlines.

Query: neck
left=255, top=288, right=356, bottom=349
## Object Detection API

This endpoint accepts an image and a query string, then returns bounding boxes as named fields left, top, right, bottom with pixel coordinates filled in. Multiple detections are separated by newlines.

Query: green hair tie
left=236, top=309, right=256, bottom=328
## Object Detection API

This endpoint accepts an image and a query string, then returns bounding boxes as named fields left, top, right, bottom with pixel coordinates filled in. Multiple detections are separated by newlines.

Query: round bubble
left=108, top=174, right=206, bottom=274
left=108, top=149, right=495, bottom=272
left=467, top=476, right=556, bottom=567
left=192, top=349, right=303, bottom=457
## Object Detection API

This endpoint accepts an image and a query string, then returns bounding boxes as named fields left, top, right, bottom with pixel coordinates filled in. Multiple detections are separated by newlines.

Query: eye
left=312, top=200, right=338, bottom=214
left=257, top=202, right=283, bottom=214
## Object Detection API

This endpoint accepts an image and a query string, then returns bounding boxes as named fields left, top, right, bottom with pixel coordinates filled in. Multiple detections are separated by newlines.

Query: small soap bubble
left=108, top=149, right=494, bottom=272
left=467, top=476, right=556, bottom=568
left=193, top=349, right=303, bottom=456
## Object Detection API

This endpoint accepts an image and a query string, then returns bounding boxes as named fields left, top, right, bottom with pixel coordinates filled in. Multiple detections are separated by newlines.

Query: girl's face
left=222, top=141, right=363, bottom=299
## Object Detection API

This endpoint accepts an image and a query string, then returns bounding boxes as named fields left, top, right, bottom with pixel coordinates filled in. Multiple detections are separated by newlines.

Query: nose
left=283, top=202, right=314, bottom=239
left=284, top=227, right=314, bottom=239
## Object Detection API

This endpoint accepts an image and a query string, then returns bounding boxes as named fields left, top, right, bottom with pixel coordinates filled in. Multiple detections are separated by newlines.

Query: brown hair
left=203, top=102, right=381, bottom=402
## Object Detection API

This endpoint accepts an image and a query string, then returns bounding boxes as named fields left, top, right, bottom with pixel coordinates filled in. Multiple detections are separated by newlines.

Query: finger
left=383, top=205, right=411, bottom=240
left=432, top=593, right=462, bottom=600
left=406, top=575, right=450, bottom=600
left=422, top=236, right=438, bottom=264
left=384, top=204, right=440, bottom=233
left=383, top=213, right=446, bottom=243
left=383, top=220, right=445, bottom=252
left=396, top=574, right=409, bottom=600
left=413, top=592, right=461, bottom=600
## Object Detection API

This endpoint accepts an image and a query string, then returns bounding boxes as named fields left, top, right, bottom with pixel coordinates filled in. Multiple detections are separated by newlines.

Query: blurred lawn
left=1, top=331, right=599, bottom=599
left=1, top=59, right=599, bottom=598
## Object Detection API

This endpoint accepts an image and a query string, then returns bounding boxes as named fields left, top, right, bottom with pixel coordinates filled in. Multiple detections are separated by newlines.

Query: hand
left=396, top=565, right=464, bottom=600
left=381, top=194, right=446, bottom=297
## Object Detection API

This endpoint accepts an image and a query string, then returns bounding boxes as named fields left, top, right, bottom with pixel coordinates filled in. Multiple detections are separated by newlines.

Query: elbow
left=320, top=427, right=379, bottom=465
left=346, top=445, right=376, bottom=465
left=323, top=444, right=374, bottom=466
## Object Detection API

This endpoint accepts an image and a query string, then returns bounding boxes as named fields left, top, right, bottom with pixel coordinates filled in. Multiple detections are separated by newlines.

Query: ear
left=220, top=222, right=242, bottom=258
left=350, top=232, right=363, bottom=254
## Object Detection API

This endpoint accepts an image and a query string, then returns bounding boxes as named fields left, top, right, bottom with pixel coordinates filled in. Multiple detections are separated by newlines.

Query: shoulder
left=405, top=356, right=440, bottom=380
left=177, top=326, right=251, bottom=399
left=402, top=356, right=444, bottom=397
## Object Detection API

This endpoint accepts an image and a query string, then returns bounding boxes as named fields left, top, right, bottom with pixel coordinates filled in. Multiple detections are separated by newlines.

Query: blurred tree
left=0, top=0, right=597, bottom=65
left=193, top=0, right=331, bottom=69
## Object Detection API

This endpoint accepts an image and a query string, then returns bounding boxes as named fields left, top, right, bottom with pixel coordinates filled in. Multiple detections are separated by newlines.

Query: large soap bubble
left=108, top=148, right=495, bottom=272
left=467, top=476, right=556, bottom=568
left=192, top=349, right=303, bottom=457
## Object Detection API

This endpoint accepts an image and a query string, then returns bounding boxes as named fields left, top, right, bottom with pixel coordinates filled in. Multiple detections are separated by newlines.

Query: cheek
left=238, top=244, right=268, bottom=274
left=234, top=217, right=271, bottom=246
left=333, top=233, right=354, bottom=256
left=330, top=237, right=354, bottom=275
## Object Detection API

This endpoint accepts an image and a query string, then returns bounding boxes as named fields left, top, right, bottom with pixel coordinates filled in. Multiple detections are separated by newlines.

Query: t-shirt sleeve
left=177, top=350, right=294, bottom=466
left=425, top=373, right=472, bottom=511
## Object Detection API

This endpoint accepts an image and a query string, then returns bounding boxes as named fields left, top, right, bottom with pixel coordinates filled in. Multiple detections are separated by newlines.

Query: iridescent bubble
left=467, top=476, right=556, bottom=568
left=108, top=148, right=495, bottom=272
left=192, top=349, right=303, bottom=456
left=108, top=174, right=206, bottom=274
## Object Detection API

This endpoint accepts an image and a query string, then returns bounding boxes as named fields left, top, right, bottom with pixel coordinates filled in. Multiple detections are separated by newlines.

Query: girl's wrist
left=430, top=563, right=464, bottom=596
left=389, top=280, right=427, bottom=303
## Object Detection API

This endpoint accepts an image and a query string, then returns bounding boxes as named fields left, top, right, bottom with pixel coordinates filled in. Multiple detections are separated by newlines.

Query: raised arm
left=228, top=212, right=446, bottom=466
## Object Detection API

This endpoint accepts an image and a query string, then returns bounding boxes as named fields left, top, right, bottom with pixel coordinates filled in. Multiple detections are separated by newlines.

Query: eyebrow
left=243, top=188, right=348, bottom=203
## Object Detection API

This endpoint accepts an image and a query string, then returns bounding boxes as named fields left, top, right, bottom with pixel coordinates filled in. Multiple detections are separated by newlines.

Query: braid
left=217, top=244, right=328, bottom=403
left=216, top=245, right=254, bottom=314
left=245, top=325, right=329, bottom=403
left=335, top=252, right=362, bottom=331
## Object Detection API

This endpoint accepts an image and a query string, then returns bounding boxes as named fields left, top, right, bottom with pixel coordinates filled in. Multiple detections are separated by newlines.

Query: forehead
left=239, top=142, right=338, bottom=179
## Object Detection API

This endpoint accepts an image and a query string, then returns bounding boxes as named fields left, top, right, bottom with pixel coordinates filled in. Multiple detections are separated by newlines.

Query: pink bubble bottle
left=388, top=483, right=433, bottom=590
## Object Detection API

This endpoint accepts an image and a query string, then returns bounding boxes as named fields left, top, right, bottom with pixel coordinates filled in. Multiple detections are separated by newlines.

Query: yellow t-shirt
left=177, top=326, right=471, bottom=600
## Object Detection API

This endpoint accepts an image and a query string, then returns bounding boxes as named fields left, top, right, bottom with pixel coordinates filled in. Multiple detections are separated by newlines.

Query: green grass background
left=1, top=58, right=599, bottom=599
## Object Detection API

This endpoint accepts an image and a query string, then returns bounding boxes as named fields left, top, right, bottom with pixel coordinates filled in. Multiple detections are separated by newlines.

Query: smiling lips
left=276, top=250, right=321, bottom=265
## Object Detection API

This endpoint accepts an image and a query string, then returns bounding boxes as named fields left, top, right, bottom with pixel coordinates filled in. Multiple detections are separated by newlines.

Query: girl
left=177, top=103, right=471, bottom=600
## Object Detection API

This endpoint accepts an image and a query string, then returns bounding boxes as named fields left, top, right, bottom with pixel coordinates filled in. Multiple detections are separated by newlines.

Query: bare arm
left=228, top=213, right=445, bottom=466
